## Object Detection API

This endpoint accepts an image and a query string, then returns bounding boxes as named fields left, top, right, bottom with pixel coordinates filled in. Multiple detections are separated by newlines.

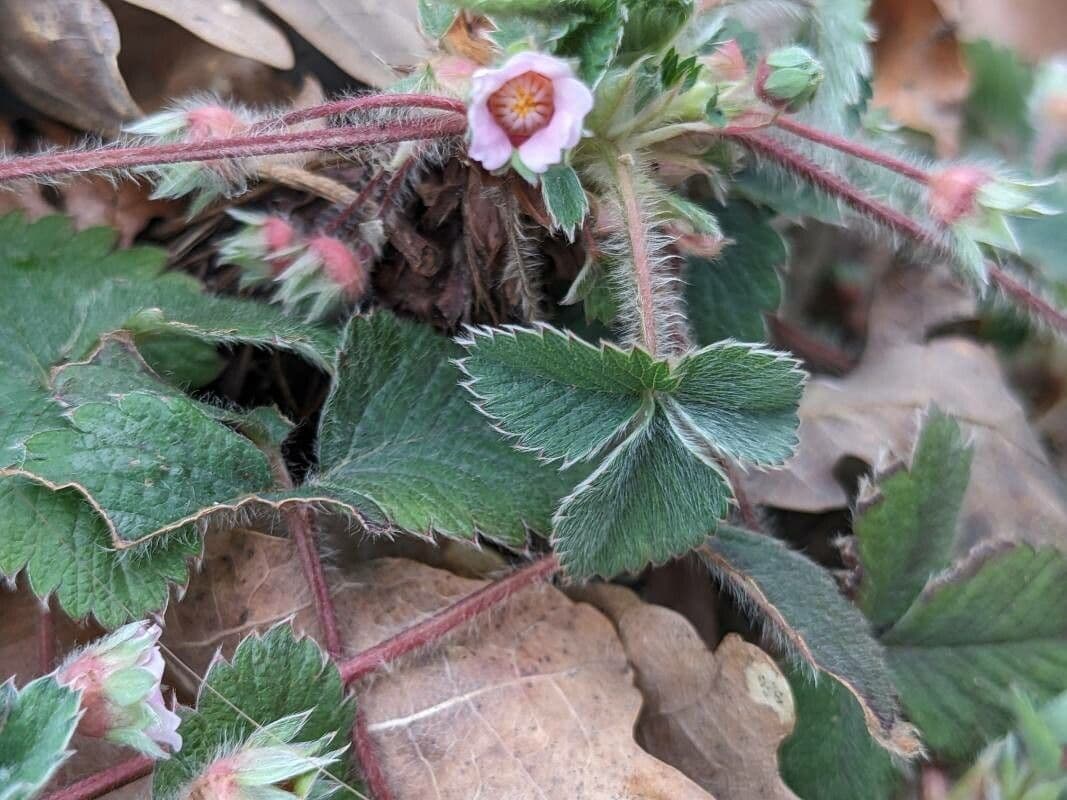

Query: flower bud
left=756, top=46, right=824, bottom=112
left=218, top=209, right=301, bottom=284
left=56, top=621, right=181, bottom=759
left=273, top=235, right=372, bottom=320
left=702, top=40, right=748, bottom=85
left=181, top=712, right=346, bottom=800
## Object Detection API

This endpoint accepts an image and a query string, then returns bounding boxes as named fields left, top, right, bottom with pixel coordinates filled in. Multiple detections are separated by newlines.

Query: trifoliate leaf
left=884, top=544, right=1067, bottom=759
left=701, top=526, right=918, bottom=760
left=663, top=342, right=804, bottom=466
left=855, top=408, right=973, bottom=630
left=553, top=407, right=730, bottom=578
left=0, top=676, right=81, bottom=800
left=292, top=313, right=576, bottom=546
left=153, top=625, right=356, bottom=799
left=686, top=201, right=785, bottom=343
left=540, top=163, right=589, bottom=242
left=0, top=478, right=198, bottom=628
left=458, top=324, right=674, bottom=466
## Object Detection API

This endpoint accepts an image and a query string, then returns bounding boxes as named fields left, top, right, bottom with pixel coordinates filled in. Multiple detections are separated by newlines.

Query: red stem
left=353, top=711, right=395, bottom=800
left=277, top=94, right=466, bottom=127
left=340, top=555, right=559, bottom=684
left=988, top=263, right=1067, bottom=335
left=772, top=116, right=930, bottom=183
left=0, top=117, right=467, bottom=183
left=286, top=506, right=344, bottom=659
left=725, top=131, right=942, bottom=248
left=38, top=603, right=55, bottom=673
left=40, top=756, right=154, bottom=800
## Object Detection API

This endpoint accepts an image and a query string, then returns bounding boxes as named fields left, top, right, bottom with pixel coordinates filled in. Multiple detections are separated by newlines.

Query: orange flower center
left=488, top=71, right=555, bottom=144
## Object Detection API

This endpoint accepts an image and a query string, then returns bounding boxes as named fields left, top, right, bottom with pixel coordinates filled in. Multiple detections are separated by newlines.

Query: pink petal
left=467, top=99, right=514, bottom=171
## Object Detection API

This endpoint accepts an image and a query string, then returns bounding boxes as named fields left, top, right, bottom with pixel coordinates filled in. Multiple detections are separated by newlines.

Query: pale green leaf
left=701, top=526, right=916, bottom=758
left=458, top=324, right=673, bottom=466
left=553, top=407, right=730, bottom=578
left=685, top=201, right=785, bottom=344
left=298, top=313, right=576, bottom=546
left=0, top=676, right=81, bottom=800
left=664, top=342, right=804, bottom=466
left=540, top=163, right=589, bottom=242
left=153, top=625, right=356, bottom=799
left=884, top=545, right=1067, bottom=759
left=856, top=408, right=973, bottom=629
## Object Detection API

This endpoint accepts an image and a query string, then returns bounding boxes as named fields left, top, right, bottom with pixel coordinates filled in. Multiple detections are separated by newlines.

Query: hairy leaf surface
left=0, top=676, right=81, bottom=800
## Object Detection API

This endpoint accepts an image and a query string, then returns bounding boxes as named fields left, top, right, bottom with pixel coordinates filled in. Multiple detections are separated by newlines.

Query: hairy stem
left=38, top=603, right=55, bottom=673
left=0, top=117, right=467, bottom=183
left=270, top=457, right=344, bottom=659
left=276, top=94, right=466, bottom=127
left=772, top=116, right=930, bottom=183
left=353, top=711, right=395, bottom=800
left=612, top=152, right=660, bottom=356
left=41, top=756, right=154, bottom=800
left=988, top=263, right=1067, bottom=335
left=340, top=555, right=559, bottom=684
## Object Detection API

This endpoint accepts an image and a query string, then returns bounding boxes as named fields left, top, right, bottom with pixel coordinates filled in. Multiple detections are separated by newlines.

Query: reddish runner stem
left=341, top=555, right=560, bottom=684
left=772, top=116, right=930, bottom=183
left=988, top=262, right=1067, bottom=335
left=38, top=603, right=55, bottom=673
left=353, top=711, right=395, bottom=800
left=0, top=117, right=467, bottom=183
left=41, top=756, right=154, bottom=800
left=277, top=94, right=466, bottom=127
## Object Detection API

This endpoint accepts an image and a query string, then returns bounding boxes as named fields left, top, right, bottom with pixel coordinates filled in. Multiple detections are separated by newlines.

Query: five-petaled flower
left=468, top=51, right=593, bottom=174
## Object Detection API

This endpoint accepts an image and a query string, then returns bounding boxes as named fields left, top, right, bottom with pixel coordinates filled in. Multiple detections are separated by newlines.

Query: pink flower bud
left=309, top=236, right=370, bottom=300
left=928, top=166, right=989, bottom=224
left=56, top=621, right=181, bottom=759
left=468, top=51, right=594, bottom=174
left=184, top=105, right=247, bottom=141
left=702, top=40, right=748, bottom=84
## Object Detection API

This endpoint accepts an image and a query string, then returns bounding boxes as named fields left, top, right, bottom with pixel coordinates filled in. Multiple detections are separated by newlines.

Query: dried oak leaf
left=574, top=584, right=798, bottom=800
left=0, top=0, right=141, bottom=132
left=164, top=530, right=712, bottom=799
left=870, top=0, right=970, bottom=156
left=745, top=264, right=1067, bottom=552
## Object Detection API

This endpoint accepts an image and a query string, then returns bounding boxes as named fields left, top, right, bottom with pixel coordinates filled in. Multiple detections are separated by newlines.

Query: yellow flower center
left=488, top=71, right=555, bottom=144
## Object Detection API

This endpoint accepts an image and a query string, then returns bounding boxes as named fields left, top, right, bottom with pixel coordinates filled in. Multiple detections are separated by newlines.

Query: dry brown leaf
left=0, top=583, right=98, bottom=685
left=934, top=0, right=1067, bottom=62
left=745, top=263, right=1067, bottom=553
left=118, top=0, right=294, bottom=69
left=574, top=584, right=798, bottom=800
left=100, top=777, right=151, bottom=799
left=164, top=531, right=712, bottom=799
left=258, top=0, right=427, bottom=87
left=870, top=0, right=970, bottom=156
left=0, top=0, right=142, bottom=132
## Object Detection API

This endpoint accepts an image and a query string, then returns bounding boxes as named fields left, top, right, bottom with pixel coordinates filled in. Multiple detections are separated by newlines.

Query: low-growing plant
left=1, top=1, right=1066, bottom=798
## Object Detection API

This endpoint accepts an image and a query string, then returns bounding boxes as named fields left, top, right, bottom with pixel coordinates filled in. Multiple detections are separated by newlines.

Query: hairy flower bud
left=702, top=40, right=747, bottom=85
left=218, top=209, right=301, bottom=283
left=181, top=712, right=345, bottom=800
left=756, top=47, right=824, bottom=112
left=272, top=234, right=372, bottom=320
left=56, top=621, right=181, bottom=759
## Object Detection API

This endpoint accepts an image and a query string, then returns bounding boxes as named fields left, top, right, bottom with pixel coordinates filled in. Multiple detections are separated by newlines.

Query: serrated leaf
left=458, top=324, right=674, bottom=466
left=686, top=201, right=785, bottom=344
left=0, top=676, right=81, bottom=800
left=664, top=342, right=804, bottom=466
left=856, top=408, right=974, bottom=629
left=294, top=313, right=576, bottom=546
left=0, top=478, right=197, bottom=628
left=552, top=5, right=625, bottom=86
left=153, top=625, right=356, bottom=799
left=540, top=163, right=589, bottom=241
left=700, top=526, right=918, bottom=759
left=554, top=407, right=730, bottom=578
left=884, top=545, right=1067, bottom=759
left=17, top=389, right=273, bottom=545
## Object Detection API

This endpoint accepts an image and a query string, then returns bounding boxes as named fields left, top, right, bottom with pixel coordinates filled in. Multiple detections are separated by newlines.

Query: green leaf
left=617, top=0, right=693, bottom=62
left=418, top=0, right=457, bottom=39
left=458, top=324, right=674, bottom=466
left=553, top=407, right=730, bottom=578
left=296, top=313, right=576, bottom=546
left=855, top=408, right=974, bottom=630
left=0, top=478, right=198, bottom=628
left=963, top=39, right=1034, bottom=153
left=153, top=625, right=356, bottom=799
left=18, top=388, right=272, bottom=545
left=701, top=526, right=918, bottom=759
left=884, top=545, right=1067, bottom=759
left=552, top=3, right=625, bottom=86
left=780, top=666, right=899, bottom=800
left=540, top=164, right=589, bottom=242
left=0, top=676, right=81, bottom=800
left=663, top=342, right=804, bottom=466
left=135, top=332, right=223, bottom=389
left=685, top=201, right=785, bottom=344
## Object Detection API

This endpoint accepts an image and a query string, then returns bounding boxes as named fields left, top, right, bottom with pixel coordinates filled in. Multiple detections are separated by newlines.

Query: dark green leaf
left=540, top=164, right=589, bottom=241
left=0, top=676, right=81, bottom=800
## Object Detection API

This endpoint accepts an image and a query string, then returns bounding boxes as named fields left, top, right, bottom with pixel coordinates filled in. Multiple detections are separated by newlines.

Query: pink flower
left=468, top=51, right=594, bottom=174
left=57, top=621, right=182, bottom=759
